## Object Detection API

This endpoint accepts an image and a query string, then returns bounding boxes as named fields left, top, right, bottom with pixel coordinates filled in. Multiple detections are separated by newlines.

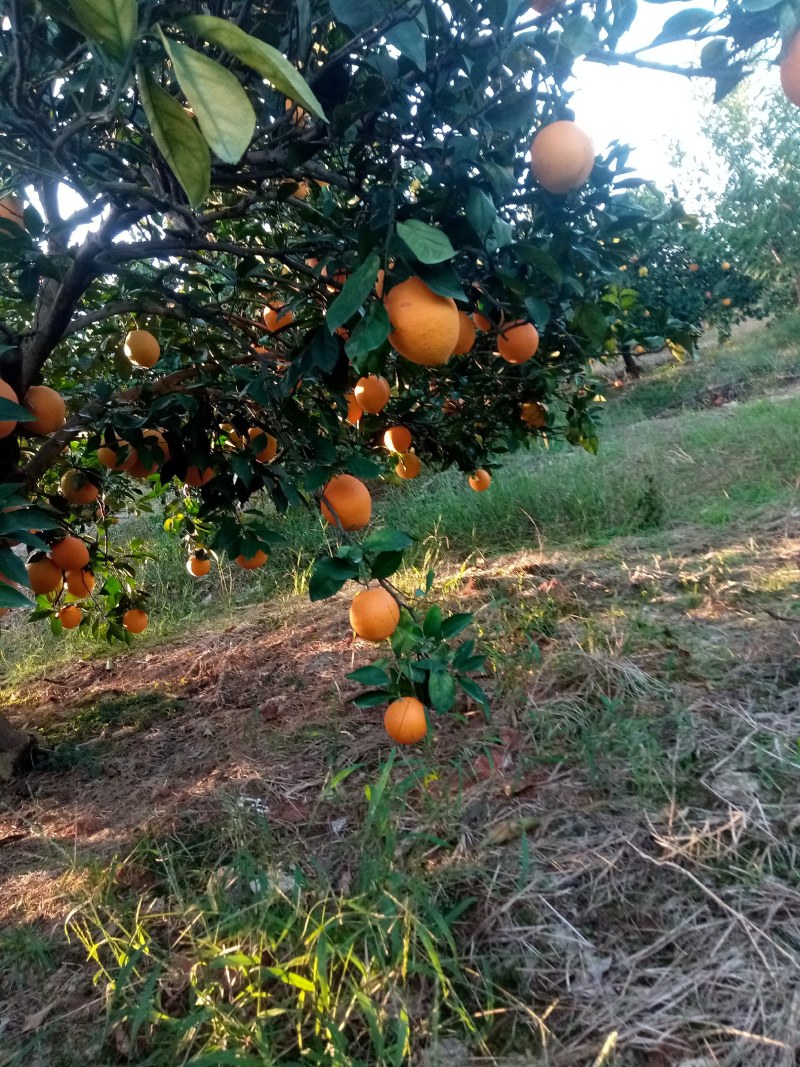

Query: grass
left=3, top=316, right=800, bottom=1064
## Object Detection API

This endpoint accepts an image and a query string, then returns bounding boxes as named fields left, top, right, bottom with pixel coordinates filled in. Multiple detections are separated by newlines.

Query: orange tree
left=0, top=0, right=789, bottom=760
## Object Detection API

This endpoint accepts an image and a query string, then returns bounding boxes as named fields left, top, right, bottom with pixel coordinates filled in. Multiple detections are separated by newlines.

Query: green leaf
left=363, top=528, right=413, bottom=553
left=329, top=0, right=375, bottom=34
left=560, top=14, right=599, bottom=56
left=159, top=34, right=255, bottom=163
left=138, top=69, right=210, bottom=207
left=69, top=0, right=137, bottom=61
left=352, top=690, right=390, bottom=708
left=0, top=398, right=34, bottom=423
left=0, top=583, right=32, bottom=609
left=181, top=15, right=327, bottom=121
left=345, top=303, right=391, bottom=363
left=0, top=507, right=61, bottom=537
left=49, top=615, right=63, bottom=637
left=347, top=665, right=390, bottom=686
left=369, top=550, right=404, bottom=579
left=653, top=8, right=713, bottom=44
left=465, top=188, right=496, bottom=241
left=459, top=675, right=489, bottom=712
left=396, top=220, right=456, bottom=264
left=0, top=548, right=29, bottom=588
left=440, top=613, right=473, bottom=640
left=516, top=244, right=563, bottom=286
left=423, top=605, right=442, bottom=639
left=344, top=455, right=383, bottom=479
left=326, top=253, right=380, bottom=332
left=308, top=556, right=360, bottom=601
left=417, top=262, right=466, bottom=301
left=428, top=669, right=456, bottom=713
left=385, top=16, right=427, bottom=71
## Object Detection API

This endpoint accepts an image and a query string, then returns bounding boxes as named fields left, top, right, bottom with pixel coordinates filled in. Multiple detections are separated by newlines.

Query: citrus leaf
left=396, top=220, right=456, bottom=264
left=423, top=604, right=442, bottom=638
left=347, top=665, right=390, bottom=686
left=345, top=303, right=390, bottom=363
left=459, top=675, right=489, bottom=713
left=0, top=583, right=31, bottom=609
left=308, top=556, right=359, bottom=601
left=326, top=253, right=380, bottom=332
left=369, top=550, right=404, bottom=579
left=428, top=669, right=455, bottom=713
left=0, top=398, right=34, bottom=423
left=440, top=612, right=472, bottom=639
left=69, top=0, right=137, bottom=61
left=138, top=70, right=210, bottom=207
left=363, top=528, right=413, bottom=553
left=0, top=548, right=29, bottom=588
left=181, top=15, right=327, bottom=121
left=352, top=689, right=390, bottom=708
left=159, top=34, right=255, bottom=163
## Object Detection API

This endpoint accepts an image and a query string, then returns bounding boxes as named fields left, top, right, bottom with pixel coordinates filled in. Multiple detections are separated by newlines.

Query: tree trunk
left=0, top=711, right=37, bottom=781
left=794, top=270, right=800, bottom=305
left=622, top=350, right=641, bottom=378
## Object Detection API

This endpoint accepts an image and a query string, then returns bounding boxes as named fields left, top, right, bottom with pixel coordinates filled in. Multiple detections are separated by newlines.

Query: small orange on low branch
left=354, top=375, right=390, bottom=415
left=530, top=120, right=595, bottom=194
left=60, top=470, right=99, bottom=505
left=350, top=587, right=400, bottom=642
left=58, top=604, right=82, bottom=629
left=520, top=401, right=547, bottom=429
left=23, top=385, right=66, bottom=436
left=65, top=568, right=95, bottom=598
left=263, top=304, right=294, bottom=332
left=320, top=474, right=372, bottom=530
left=50, top=536, right=90, bottom=571
left=184, top=465, right=215, bottom=487
left=469, top=469, right=491, bottom=492
left=498, top=322, right=539, bottom=364
left=124, top=329, right=160, bottom=368
left=248, top=428, right=278, bottom=463
left=26, top=555, right=62, bottom=595
left=187, top=554, right=212, bottom=577
left=383, top=426, right=412, bottom=453
left=395, top=453, right=421, bottom=479
left=123, top=608, right=149, bottom=634
left=384, top=697, right=428, bottom=744
left=235, top=549, right=268, bottom=570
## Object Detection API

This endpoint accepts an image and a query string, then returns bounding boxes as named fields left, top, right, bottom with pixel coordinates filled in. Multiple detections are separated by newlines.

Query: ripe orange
left=384, top=697, right=427, bottom=744
left=781, top=32, right=800, bottom=105
left=220, top=423, right=247, bottom=449
left=385, top=276, right=460, bottom=366
left=263, top=304, right=294, bottom=332
left=23, top=385, right=66, bottom=435
left=473, top=311, right=492, bottom=332
left=26, top=556, right=62, bottom=595
left=124, top=329, right=160, bottom=368
left=60, top=470, right=99, bottom=505
left=721, top=261, right=731, bottom=271
left=187, top=554, right=211, bottom=577
left=688, top=263, right=700, bottom=272
left=97, top=442, right=125, bottom=470
left=0, top=378, right=19, bottom=439
left=293, top=181, right=310, bottom=200
left=0, top=194, right=24, bottom=229
left=345, top=391, right=362, bottom=426
left=123, top=430, right=169, bottom=478
left=123, top=608, right=149, bottom=634
left=383, top=426, right=412, bottom=453
left=354, top=375, right=390, bottom=415
left=58, top=604, right=82, bottom=629
left=721, top=297, right=732, bottom=307
left=248, top=427, right=278, bottom=462
left=65, top=568, right=95, bottom=597
left=469, top=469, right=491, bottom=492
left=349, top=587, right=400, bottom=642
left=520, top=401, right=547, bottom=429
left=395, top=453, right=421, bottom=479
left=530, top=120, right=595, bottom=194
left=453, top=311, right=476, bottom=356
left=50, top=536, right=90, bottom=571
left=184, top=465, right=215, bottom=487
left=498, top=322, right=539, bottom=364
left=235, top=549, right=268, bottom=569
left=320, top=474, right=372, bottom=530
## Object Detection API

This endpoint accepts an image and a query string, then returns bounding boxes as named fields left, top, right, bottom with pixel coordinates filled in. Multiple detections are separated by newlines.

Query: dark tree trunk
left=0, top=711, right=37, bottom=781
left=622, top=350, right=642, bottom=378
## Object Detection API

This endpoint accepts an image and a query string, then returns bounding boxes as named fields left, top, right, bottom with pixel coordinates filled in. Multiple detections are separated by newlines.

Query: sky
left=569, top=1, right=778, bottom=205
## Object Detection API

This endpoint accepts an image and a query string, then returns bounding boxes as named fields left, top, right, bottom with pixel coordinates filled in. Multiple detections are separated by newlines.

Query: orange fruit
left=293, top=181, right=310, bottom=200
left=453, top=312, right=477, bottom=356
left=473, top=311, right=492, bottom=332
left=354, top=375, right=390, bottom=415
left=123, top=608, right=149, bottom=634
left=781, top=32, right=800, bottom=105
left=688, top=263, right=700, bottom=272
left=721, top=261, right=731, bottom=271
left=50, top=536, right=90, bottom=571
left=124, top=329, right=160, bottom=368
left=97, top=442, right=124, bottom=470
left=385, top=276, right=460, bottom=366
left=375, top=268, right=386, bottom=298
left=345, top=391, right=362, bottom=426
left=349, top=587, right=400, bottom=642
left=469, top=469, right=491, bottom=492
left=248, top=427, right=278, bottom=462
left=0, top=378, right=19, bottom=439
left=395, top=453, right=421, bottom=479
left=65, top=568, right=95, bottom=598
left=60, top=470, right=99, bottom=505
left=0, top=194, right=24, bottom=229
left=235, top=549, right=268, bottom=569
left=26, top=556, right=62, bottom=595
left=721, top=297, right=732, bottom=307
left=498, top=321, right=539, bottom=364
left=383, top=426, right=412, bottom=453
left=220, top=423, right=246, bottom=449
left=320, top=474, right=372, bottom=530
left=187, top=555, right=211, bottom=577
left=384, top=697, right=427, bottom=744
left=263, top=304, right=294, bottom=332
left=58, top=604, right=82, bottom=629
left=123, top=430, right=169, bottom=478
left=23, top=385, right=66, bottom=435
left=520, top=401, right=547, bottom=429
left=184, top=465, right=215, bottom=487
left=530, top=120, right=595, bottom=194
